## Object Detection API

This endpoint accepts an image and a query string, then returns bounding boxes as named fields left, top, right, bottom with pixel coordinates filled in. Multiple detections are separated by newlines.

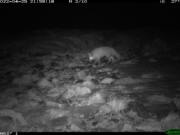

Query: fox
left=88, top=46, right=120, bottom=64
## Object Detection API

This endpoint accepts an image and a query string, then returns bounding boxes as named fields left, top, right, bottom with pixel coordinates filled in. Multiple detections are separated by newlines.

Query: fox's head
left=88, top=53, right=94, bottom=61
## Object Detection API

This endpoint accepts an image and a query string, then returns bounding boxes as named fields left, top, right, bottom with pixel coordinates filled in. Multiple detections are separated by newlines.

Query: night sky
left=0, top=1, right=179, bottom=37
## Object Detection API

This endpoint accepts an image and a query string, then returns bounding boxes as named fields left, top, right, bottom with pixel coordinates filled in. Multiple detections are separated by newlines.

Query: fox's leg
left=93, top=58, right=101, bottom=65
left=109, top=56, right=115, bottom=63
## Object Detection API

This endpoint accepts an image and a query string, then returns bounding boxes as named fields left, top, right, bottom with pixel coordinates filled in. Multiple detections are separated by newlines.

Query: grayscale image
left=0, top=2, right=180, bottom=132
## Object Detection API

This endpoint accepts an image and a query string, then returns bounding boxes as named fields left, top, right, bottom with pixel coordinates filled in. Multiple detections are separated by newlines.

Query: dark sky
left=0, top=2, right=179, bottom=33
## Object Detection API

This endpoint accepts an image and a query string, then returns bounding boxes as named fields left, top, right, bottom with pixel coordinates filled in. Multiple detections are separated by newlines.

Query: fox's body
left=88, top=46, right=120, bottom=63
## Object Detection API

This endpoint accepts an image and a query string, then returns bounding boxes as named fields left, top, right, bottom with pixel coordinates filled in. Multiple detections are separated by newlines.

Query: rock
left=146, top=95, right=172, bottom=104
left=27, top=91, right=42, bottom=102
left=47, top=87, right=62, bottom=98
left=126, top=110, right=143, bottom=122
left=120, top=59, right=138, bottom=65
left=50, top=116, right=68, bottom=127
left=45, top=101, right=63, bottom=108
left=76, top=70, right=87, bottom=80
left=117, top=77, right=145, bottom=85
left=87, top=92, right=105, bottom=105
left=99, top=104, right=112, bottom=114
left=46, top=108, right=69, bottom=119
left=98, top=68, right=112, bottom=73
left=82, top=80, right=96, bottom=90
left=122, top=124, right=134, bottom=132
left=64, top=85, right=91, bottom=99
left=141, top=73, right=162, bottom=79
left=12, top=74, right=38, bottom=86
left=107, top=98, right=132, bottom=112
left=172, top=56, right=180, bottom=61
left=84, top=75, right=96, bottom=81
left=28, top=100, right=40, bottom=108
left=148, top=58, right=158, bottom=63
left=101, top=78, right=114, bottom=84
left=70, top=124, right=83, bottom=132
left=173, top=97, right=180, bottom=110
left=161, top=112, right=180, bottom=129
left=37, top=78, right=53, bottom=88
left=0, top=109, right=27, bottom=126
left=0, top=116, right=14, bottom=130
left=133, top=86, right=145, bottom=90
left=136, top=118, right=162, bottom=131
left=51, top=78, right=59, bottom=86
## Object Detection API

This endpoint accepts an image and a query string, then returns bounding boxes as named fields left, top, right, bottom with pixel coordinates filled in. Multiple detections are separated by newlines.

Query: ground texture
left=0, top=29, right=180, bottom=132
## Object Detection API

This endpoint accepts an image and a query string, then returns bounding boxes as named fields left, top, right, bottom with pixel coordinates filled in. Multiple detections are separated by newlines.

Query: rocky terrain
left=0, top=28, right=180, bottom=132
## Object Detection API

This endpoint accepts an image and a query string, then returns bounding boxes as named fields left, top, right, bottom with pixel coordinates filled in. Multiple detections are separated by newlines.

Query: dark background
left=0, top=1, right=180, bottom=40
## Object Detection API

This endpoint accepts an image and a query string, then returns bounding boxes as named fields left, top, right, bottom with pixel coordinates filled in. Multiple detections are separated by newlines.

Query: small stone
left=101, top=78, right=114, bottom=84
left=122, top=124, right=134, bottom=132
left=37, top=78, right=53, bottom=88
left=76, top=70, right=87, bottom=80
left=149, top=58, right=157, bottom=63
left=47, top=88, right=61, bottom=98
left=82, top=80, right=96, bottom=90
